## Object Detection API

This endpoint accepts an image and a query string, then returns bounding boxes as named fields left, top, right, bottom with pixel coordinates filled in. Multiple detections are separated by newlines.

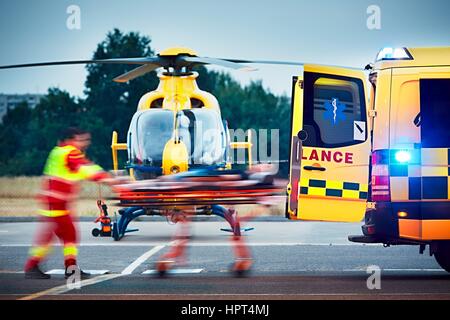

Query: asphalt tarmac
left=0, top=218, right=449, bottom=300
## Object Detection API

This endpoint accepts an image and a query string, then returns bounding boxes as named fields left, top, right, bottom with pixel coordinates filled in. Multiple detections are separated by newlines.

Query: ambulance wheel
left=434, top=241, right=450, bottom=273
left=92, top=228, right=100, bottom=237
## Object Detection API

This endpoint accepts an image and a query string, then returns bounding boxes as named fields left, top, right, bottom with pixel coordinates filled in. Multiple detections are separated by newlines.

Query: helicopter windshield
left=178, top=108, right=226, bottom=165
left=129, top=108, right=226, bottom=167
left=130, top=109, right=174, bottom=166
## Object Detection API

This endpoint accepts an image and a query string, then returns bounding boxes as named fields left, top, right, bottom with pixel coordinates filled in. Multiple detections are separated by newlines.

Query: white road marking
left=142, top=268, right=204, bottom=275
left=121, top=245, right=166, bottom=275
left=18, top=243, right=169, bottom=300
left=18, top=274, right=122, bottom=300
left=46, top=269, right=109, bottom=275
left=2, top=268, right=445, bottom=275
left=382, top=268, right=445, bottom=272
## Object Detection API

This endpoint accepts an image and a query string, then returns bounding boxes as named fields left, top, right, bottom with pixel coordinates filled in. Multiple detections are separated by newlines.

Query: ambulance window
left=420, top=79, right=450, bottom=148
left=303, top=72, right=367, bottom=148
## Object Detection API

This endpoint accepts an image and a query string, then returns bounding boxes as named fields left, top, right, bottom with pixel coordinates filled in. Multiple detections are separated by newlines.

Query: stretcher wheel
left=92, top=228, right=100, bottom=237
left=156, top=260, right=173, bottom=277
left=158, top=269, right=167, bottom=277
left=231, top=258, right=253, bottom=277
left=112, top=222, right=120, bottom=241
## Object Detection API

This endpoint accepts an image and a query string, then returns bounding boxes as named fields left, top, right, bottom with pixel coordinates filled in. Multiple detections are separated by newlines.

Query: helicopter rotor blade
left=181, top=56, right=257, bottom=71
left=222, top=59, right=365, bottom=70
left=0, top=57, right=162, bottom=70
left=113, top=63, right=161, bottom=83
left=222, top=59, right=305, bottom=67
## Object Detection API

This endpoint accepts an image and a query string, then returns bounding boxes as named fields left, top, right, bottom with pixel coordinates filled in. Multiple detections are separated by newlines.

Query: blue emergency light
left=376, top=47, right=413, bottom=61
left=394, top=150, right=412, bottom=163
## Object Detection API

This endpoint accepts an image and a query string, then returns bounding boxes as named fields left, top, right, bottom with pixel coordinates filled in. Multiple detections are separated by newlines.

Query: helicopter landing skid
left=106, top=176, right=283, bottom=240
left=211, top=205, right=249, bottom=237
left=110, top=204, right=246, bottom=240
left=112, top=207, right=146, bottom=241
left=220, top=227, right=255, bottom=233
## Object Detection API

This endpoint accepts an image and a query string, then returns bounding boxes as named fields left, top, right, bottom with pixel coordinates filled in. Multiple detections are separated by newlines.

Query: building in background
left=0, top=94, right=44, bottom=122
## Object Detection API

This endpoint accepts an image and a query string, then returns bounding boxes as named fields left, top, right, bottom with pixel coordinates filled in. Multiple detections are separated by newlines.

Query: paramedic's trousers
left=24, top=214, right=79, bottom=272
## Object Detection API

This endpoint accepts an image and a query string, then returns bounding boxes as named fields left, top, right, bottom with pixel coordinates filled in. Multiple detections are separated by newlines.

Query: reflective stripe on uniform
left=38, top=209, right=69, bottom=217
left=29, top=245, right=52, bottom=259
left=63, top=244, right=78, bottom=257
left=299, top=178, right=368, bottom=200
left=39, top=190, right=75, bottom=202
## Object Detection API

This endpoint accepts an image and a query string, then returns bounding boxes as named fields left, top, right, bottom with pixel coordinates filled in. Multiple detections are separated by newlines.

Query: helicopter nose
left=162, top=139, right=189, bottom=175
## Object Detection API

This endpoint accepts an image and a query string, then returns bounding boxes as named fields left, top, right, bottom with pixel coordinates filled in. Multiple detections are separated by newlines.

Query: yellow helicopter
left=111, top=47, right=254, bottom=179
left=0, top=47, right=292, bottom=241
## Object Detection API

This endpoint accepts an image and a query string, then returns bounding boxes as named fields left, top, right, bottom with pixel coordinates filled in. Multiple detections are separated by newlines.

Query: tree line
left=0, top=29, right=291, bottom=177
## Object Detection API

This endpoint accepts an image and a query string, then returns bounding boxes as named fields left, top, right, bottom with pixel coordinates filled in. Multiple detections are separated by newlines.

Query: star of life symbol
left=324, top=98, right=346, bottom=125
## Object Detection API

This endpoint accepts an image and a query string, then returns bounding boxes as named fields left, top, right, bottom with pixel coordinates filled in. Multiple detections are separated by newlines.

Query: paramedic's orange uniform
left=24, top=143, right=109, bottom=271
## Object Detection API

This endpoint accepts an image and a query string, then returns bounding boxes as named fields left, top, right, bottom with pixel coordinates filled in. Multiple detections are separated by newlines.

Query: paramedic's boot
left=156, top=216, right=190, bottom=277
left=156, top=259, right=175, bottom=277
left=232, top=257, right=253, bottom=277
left=65, top=265, right=91, bottom=279
left=231, top=235, right=252, bottom=277
left=155, top=238, right=188, bottom=277
left=25, top=266, right=51, bottom=279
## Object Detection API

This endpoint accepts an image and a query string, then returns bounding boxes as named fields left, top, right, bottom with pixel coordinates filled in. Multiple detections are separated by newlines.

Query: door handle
left=303, top=166, right=326, bottom=172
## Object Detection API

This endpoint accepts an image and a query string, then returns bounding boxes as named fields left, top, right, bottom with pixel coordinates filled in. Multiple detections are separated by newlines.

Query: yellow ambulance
left=286, top=47, right=450, bottom=272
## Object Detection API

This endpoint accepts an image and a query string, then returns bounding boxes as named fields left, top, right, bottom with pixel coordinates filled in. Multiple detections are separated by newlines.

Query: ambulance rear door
left=288, top=64, right=371, bottom=222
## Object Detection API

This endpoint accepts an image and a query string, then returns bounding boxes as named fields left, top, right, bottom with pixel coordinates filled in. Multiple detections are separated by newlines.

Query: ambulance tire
left=434, top=241, right=450, bottom=273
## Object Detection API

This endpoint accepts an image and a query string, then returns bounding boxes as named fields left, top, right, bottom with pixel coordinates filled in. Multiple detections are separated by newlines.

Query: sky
left=0, top=0, right=449, bottom=97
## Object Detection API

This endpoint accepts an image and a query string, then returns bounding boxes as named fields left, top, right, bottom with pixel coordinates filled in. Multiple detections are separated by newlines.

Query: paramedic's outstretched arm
left=67, top=149, right=113, bottom=183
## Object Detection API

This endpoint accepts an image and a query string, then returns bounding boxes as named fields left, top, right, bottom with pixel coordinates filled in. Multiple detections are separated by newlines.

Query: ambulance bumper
left=348, top=234, right=381, bottom=243
left=349, top=201, right=450, bottom=244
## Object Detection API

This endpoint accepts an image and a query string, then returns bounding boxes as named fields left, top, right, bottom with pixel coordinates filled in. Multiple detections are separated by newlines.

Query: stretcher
left=95, top=168, right=285, bottom=276
left=96, top=169, right=285, bottom=241
left=111, top=169, right=286, bottom=207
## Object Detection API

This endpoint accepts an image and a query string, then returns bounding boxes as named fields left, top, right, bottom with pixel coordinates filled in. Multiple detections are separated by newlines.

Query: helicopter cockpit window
left=131, top=109, right=174, bottom=166
left=178, top=109, right=226, bottom=165
left=129, top=108, right=226, bottom=167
